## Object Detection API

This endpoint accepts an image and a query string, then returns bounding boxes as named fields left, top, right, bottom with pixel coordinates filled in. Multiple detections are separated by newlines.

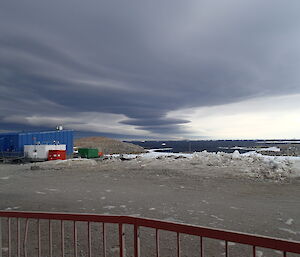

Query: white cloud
left=167, top=94, right=300, bottom=139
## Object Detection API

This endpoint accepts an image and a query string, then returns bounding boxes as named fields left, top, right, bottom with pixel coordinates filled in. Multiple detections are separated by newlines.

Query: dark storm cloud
left=0, top=0, right=300, bottom=136
left=120, top=118, right=190, bottom=126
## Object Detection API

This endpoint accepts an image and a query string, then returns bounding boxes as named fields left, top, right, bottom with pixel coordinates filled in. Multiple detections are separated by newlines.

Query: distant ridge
left=74, top=137, right=145, bottom=155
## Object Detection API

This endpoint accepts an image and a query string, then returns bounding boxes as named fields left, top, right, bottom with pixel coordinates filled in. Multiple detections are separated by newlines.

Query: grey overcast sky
left=1, top=0, right=300, bottom=139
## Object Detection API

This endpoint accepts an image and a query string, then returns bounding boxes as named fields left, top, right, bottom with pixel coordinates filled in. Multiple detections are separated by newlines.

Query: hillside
left=74, top=137, right=145, bottom=155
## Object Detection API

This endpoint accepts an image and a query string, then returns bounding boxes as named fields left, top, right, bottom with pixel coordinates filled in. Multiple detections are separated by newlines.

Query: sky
left=0, top=0, right=300, bottom=140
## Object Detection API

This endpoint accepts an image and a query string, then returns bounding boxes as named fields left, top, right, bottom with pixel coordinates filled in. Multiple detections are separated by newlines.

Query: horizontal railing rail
left=0, top=152, right=24, bottom=158
left=0, top=211, right=299, bottom=257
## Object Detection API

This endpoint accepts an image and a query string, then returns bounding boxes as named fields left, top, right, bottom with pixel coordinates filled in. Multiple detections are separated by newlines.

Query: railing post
left=119, top=224, right=125, bottom=257
left=24, top=219, right=29, bottom=257
left=8, top=218, right=11, bottom=257
left=38, top=220, right=41, bottom=257
left=73, top=221, right=77, bottom=257
left=102, top=223, right=107, bottom=257
left=134, top=224, right=140, bottom=257
left=156, top=229, right=160, bottom=257
left=200, top=236, right=203, bottom=257
left=49, top=220, right=53, bottom=257
left=17, top=218, right=20, bottom=257
left=225, top=241, right=228, bottom=257
left=88, top=222, right=92, bottom=257
left=0, top=217, right=2, bottom=257
left=61, top=220, right=64, bottom=257
left=177, top=232, right=181, bottom=257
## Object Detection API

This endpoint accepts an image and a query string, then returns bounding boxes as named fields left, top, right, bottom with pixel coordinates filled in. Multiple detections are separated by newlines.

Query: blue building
left=0, top=130, right=73, bottom=156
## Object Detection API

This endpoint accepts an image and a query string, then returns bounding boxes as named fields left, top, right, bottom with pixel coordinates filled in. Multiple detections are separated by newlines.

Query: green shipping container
left=78, top=148, right=99, bottom=158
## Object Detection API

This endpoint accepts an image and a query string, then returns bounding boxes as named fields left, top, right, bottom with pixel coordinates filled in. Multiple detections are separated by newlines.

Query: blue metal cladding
left=0, top=130, right=73, bottom=155
left=0, top=133, right=19, bottom=152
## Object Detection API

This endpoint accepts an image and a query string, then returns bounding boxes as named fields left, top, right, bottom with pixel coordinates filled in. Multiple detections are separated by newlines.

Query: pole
left=0, top=218, right=2, bottom=257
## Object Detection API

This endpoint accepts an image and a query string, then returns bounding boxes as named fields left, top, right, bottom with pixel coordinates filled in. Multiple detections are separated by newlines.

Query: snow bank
left=118, top=150, right=299, bottom=180
left=30, top=149, right=299, bottom=180
left=189, top=150, right=295, bottom=180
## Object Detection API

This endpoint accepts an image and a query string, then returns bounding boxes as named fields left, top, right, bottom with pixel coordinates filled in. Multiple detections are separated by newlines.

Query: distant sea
left=127, top=140, right=300, bottom=154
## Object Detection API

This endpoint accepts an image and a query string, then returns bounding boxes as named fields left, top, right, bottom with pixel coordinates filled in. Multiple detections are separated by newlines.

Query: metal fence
left=0, top=152, right=24, bottom=163
left=0, top=211, right=299, bottom=257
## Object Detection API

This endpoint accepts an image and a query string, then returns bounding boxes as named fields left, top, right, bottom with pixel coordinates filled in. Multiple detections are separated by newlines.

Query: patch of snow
left=256, top=250, right=263, bottom=257
left=130, top=213, right=141, bottom=217
left=210, top=215, right=224, bottom=221
left=274, top=250, right=282, bottom=255
left=278, top=228, right=299, bottom=235
left=220, top=241, right=236, bottom=246
left=35, top=191, right=46, bottom=195
left=110, top=246, right=120, bottom=253
left=103, top=206, right=115, bottom=210
left=231, top=150, right=241, bottom=159
left=163, top=217, right=183, bottom=223
left=285, top=218, right=294, bottom=225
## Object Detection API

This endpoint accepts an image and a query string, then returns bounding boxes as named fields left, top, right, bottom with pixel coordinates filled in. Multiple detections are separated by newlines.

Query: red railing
left=0, top=211, right=299, bottom=257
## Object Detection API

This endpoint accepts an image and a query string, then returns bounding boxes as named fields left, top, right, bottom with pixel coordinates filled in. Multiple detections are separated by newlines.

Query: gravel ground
left=0, top=157, right=300, bottom=256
